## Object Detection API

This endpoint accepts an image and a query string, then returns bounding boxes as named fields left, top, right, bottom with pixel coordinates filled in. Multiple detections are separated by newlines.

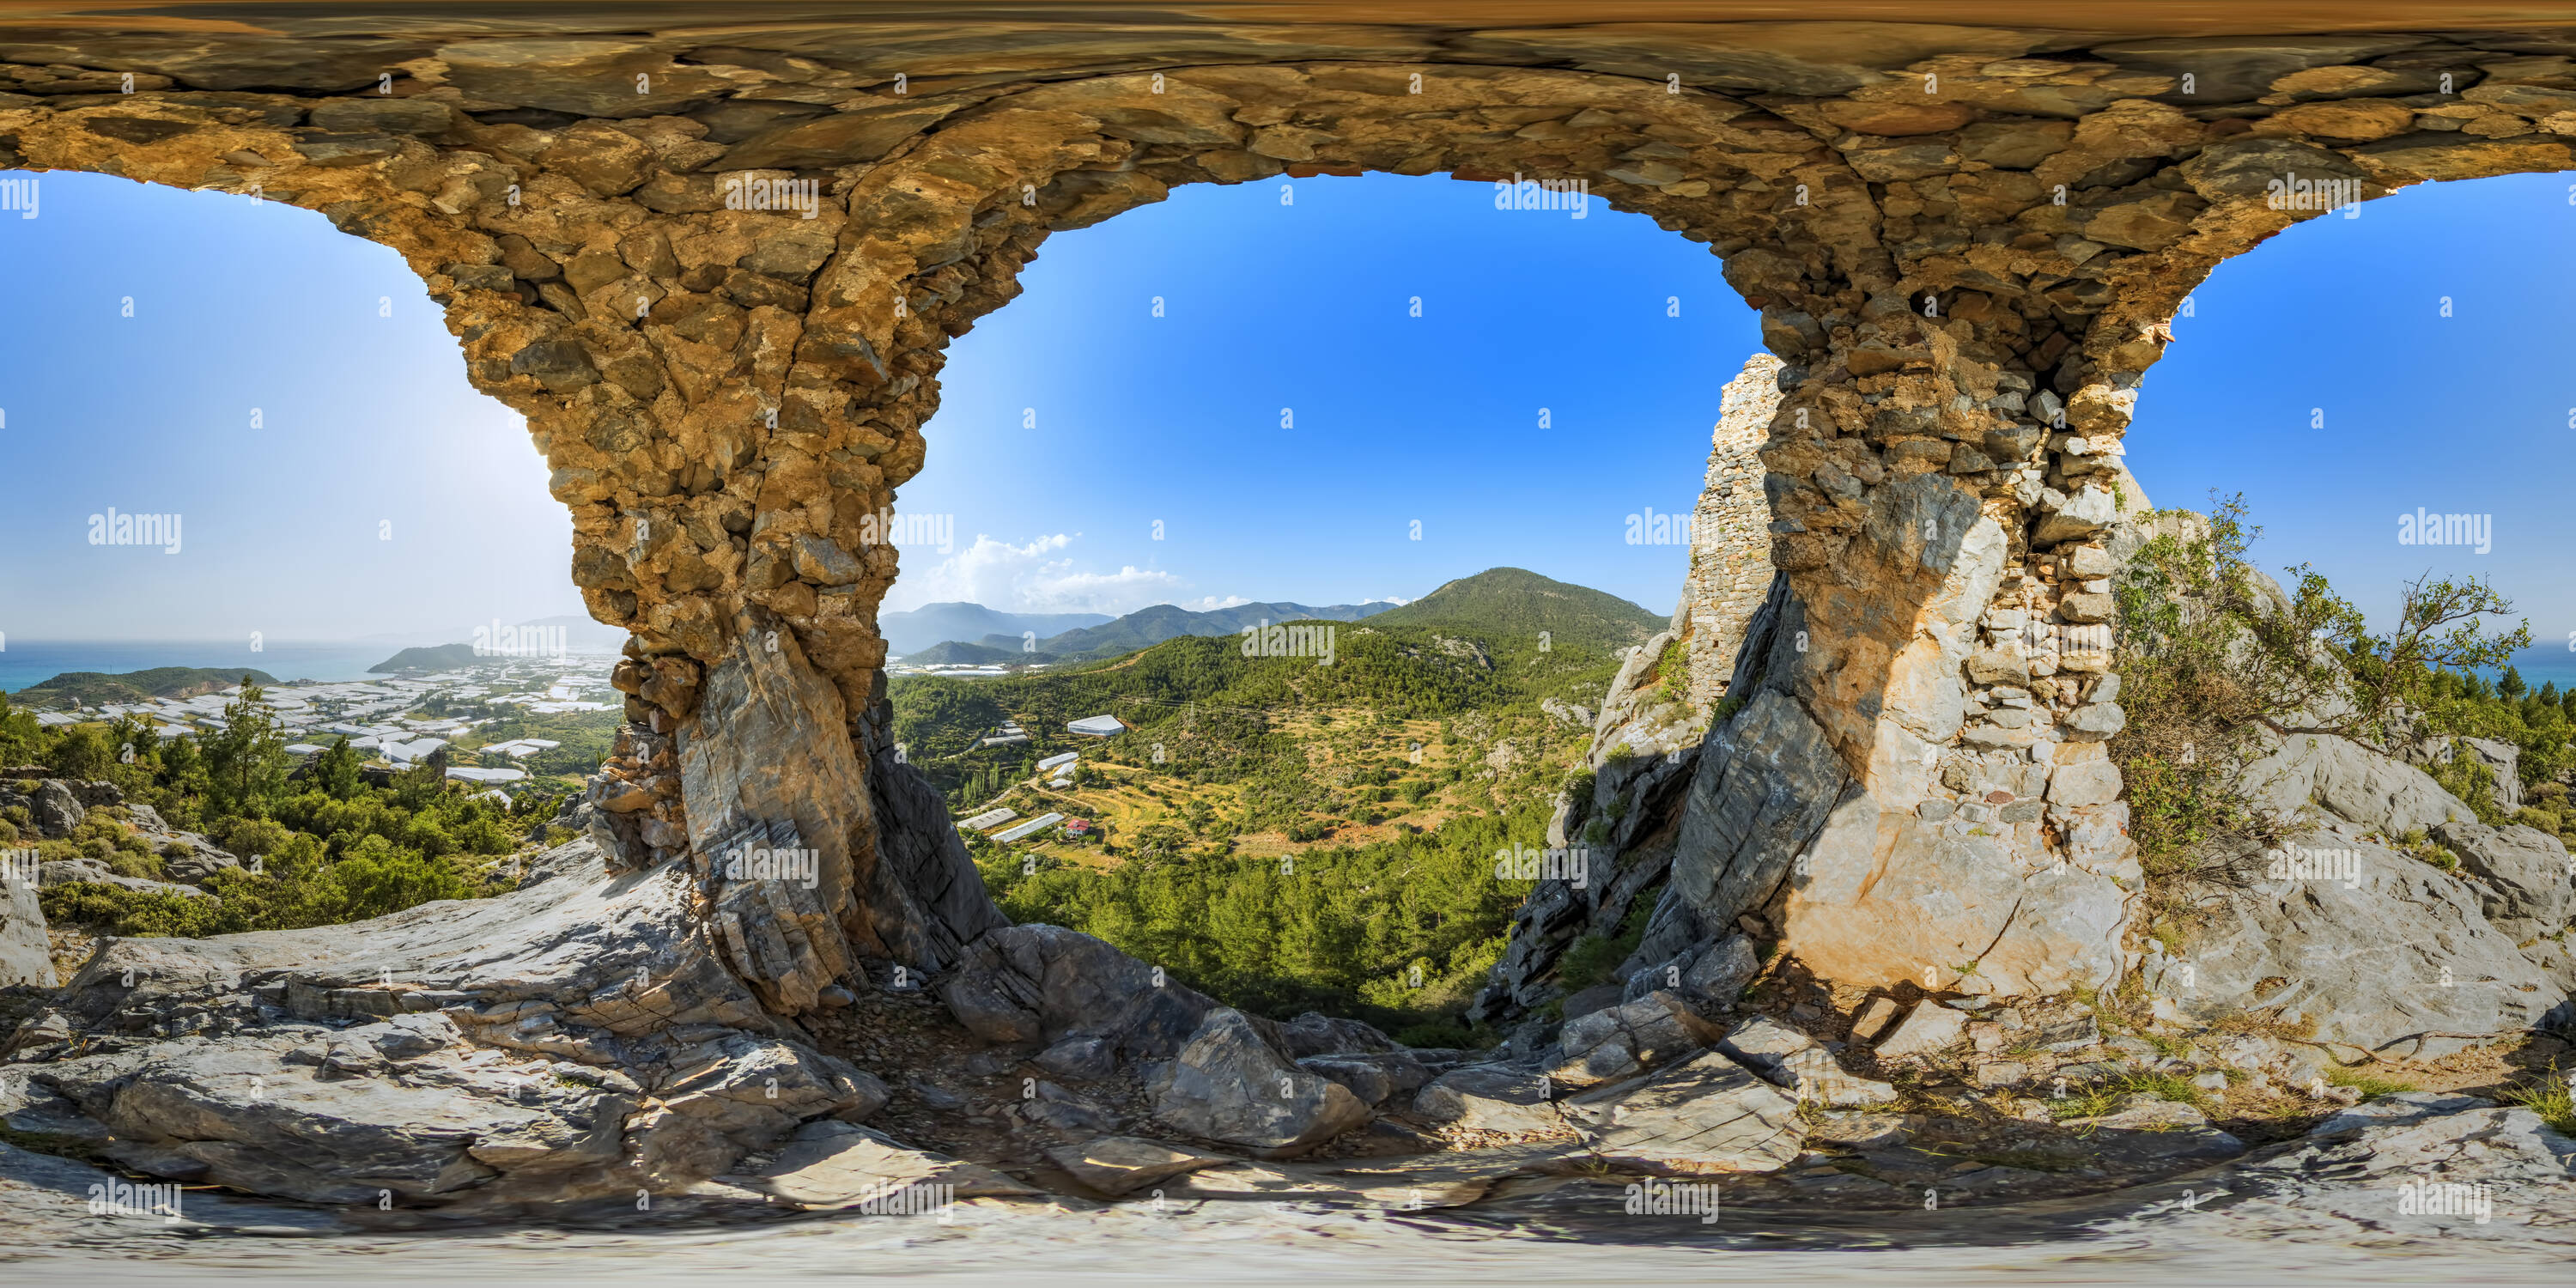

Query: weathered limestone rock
left=1148, top=1009, right=1368, bottom=1157
left=2137, top=835, right=2565, bottom=1058
left=743, top=1119, right=1036, bottom=1209
left=1620, top=933, right=1760, bottom=1010
left=2433, top=820, right=2574, bottom=943
left=1278, top=1012, right=1403, bottom=1058
left=939, top=924, right=1221, bottom=1064
left=1874, top=1002, right=1970, bottom=1060
left=2241, top=1092, right=2576, bottom=1242
left=1547, top=991, right=1722, bottom=1088
left=28, top=780, right=83, bottom=839
left=1411, top=1066, right=1560, bottom=1135
left=0, top=861, right=52, bottom=988
left=8, top=837, right=902, bottom=1207
left=1295, top=1051, right=1431, bottom=1109
left=1558, top=1050, right=1805, bottom=1173
left=1044, top=1135, right=1231, bottom=1197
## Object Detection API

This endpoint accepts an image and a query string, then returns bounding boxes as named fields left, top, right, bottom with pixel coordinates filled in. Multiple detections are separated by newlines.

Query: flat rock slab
left=1560, top=1050, right=1803, bottom=1174
left=1044, top=1136, right=1231, bottom=1197
left=1413, top=1065, right=1562, bottom=1134
left=743, top=1121, right=1038, bottom=1209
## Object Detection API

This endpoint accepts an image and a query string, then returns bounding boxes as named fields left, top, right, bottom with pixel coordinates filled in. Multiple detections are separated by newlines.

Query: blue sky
left=3, top=165, right=2573, bottom=680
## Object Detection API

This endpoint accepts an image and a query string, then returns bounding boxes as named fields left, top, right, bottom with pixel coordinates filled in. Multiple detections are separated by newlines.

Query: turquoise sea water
left=0, top=641, right=392, bottom=696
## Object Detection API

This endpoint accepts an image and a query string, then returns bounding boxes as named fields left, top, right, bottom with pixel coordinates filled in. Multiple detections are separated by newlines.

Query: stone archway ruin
left=9, top=6, right=2576, bottom=1205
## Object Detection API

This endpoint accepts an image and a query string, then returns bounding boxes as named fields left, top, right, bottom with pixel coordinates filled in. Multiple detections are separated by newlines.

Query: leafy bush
left=2112, top=495, right=2526, bottom=933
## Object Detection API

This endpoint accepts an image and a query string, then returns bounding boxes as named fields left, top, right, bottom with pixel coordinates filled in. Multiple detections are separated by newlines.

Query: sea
left=0, top=641, right=397, bottom=696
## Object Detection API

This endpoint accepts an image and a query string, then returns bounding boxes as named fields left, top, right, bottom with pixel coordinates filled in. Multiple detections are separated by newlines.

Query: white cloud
left=1362, top=596, right=1411, bottom=605
left=886, top=533, right=1192, bottom=615
left=1182, top=594, right=1251, bottom=611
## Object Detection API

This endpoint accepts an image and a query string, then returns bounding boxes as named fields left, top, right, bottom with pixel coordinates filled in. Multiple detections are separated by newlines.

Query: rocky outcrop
left=3, top=836, right=902, bottom=1209
left=1546, top=991, right=1722, bottom=1088
left=0, top=860, right=51, bottom=988
left=1557, top=1049, right=1804, bottom=1174
left=939, top=924, right=1222, bottom=1064
left=2434, top=819, right=2574, bottom=944
left=1148, top=1008, right=1369, bottom=1157
left=2142, top=729, right=2575, bottom=1056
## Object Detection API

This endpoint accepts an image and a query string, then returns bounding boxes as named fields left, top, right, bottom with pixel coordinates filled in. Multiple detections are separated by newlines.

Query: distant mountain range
left=896, top=599, right=1400, bottom=664
left=878, top=604, right=1115, bottom=657
left=894, top=572, right=1659, bottom=668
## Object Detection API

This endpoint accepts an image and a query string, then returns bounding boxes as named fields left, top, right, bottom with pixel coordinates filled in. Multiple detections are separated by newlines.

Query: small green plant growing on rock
left=2501, top=1069, right=2574, bottom=1134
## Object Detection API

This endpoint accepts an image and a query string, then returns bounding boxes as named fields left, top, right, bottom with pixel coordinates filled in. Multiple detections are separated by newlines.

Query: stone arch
left=9, top=25, right=2575, bottom=1010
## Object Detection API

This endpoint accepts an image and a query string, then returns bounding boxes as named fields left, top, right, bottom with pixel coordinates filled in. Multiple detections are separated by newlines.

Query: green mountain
left=1364, top=567, right=1663, bottom=653
left=1030, top=600, right=1397, bottom=660
left=11, top=666, right=280, bottom=708
left=369, top=643, right=482, bottom=673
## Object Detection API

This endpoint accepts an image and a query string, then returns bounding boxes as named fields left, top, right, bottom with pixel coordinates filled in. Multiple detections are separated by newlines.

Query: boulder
left=30, top=780, right=84, bottom=839
left=1874, top=1001, right=1970, bottom=1059
left=1620, top=933, right=1761, bottom=1010
left=2433, top=820, right=2573, bottom=942
left=941, top=924, right=1223, bottom=1065
left=38, top=859, right=209, bottom=899
left=2251, top=1091, right=2576, bottom=1228
left=1547, top=990, right=1722, bottom=1087
left=1, top=862, right=52, bottom=987
left=1558, top=1050, right=1804, bottom=1173
left=1715, top=1014, right=1817, bottom=1086
left=1296, top=1051, right=1431, bottom=1109
left=155, top=832, right=244, bottom=884
left=1411, top=1066, right=1563, bottom=1135
left=1148, top=1008, right=1368, bottom=1157
left=1279, top=1011, right=1401, bottom=1057
left=2242, top=732, right=2472, bottom=836
left=1043, top=1135, right=1230, bottom=1196
left=678, top=616, right=867, bottom=1013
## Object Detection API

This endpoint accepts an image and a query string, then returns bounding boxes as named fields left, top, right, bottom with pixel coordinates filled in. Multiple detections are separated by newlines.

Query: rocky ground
left=1, top=1088, right=2569, bottom=1284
